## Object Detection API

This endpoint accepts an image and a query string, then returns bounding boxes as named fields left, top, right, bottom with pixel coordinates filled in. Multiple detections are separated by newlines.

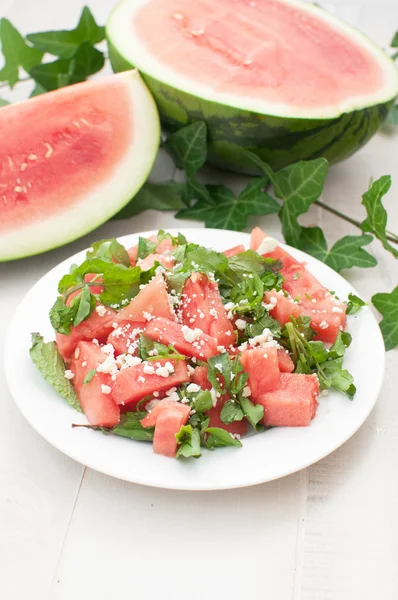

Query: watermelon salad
left=30, top=228, right=361, bottom=459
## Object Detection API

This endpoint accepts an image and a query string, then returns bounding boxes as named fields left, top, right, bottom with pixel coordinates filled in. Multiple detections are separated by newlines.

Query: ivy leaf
left=0, top=18, right=43, bottom=87
left=391, top=30, right=398, bottom=47
left=386, top=105, right=398, bottom=126
left=27, top=7, right=105, bottom=59
left=30, top=42, right=104, bottom=91
left=182, top=175, right=214, bottom=207
left=29, top=333, right=82, bottom=412
left=361, top=175, right=398, bottom=259
left=274, top=158, right=329, bottom=246
left=298, top=227, right=377, bottom=272
left=30, top=82, right=47, bottom=97
left=166, top=121, right=207, bottom=177
left=177, top=179, right=279, bottom=231
left=113, top=182, right=185, bottom=219
left=372, top=286, right=398, bottom=351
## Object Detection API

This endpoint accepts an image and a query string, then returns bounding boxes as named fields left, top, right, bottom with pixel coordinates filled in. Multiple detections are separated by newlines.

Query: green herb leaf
left=137, top=236, right=157, bottom=260
left=298, top=227, right=377, bottom=272
left=87, top=238, right=130, bottom=266
left=245, top=311, right=281, bottom=339
left=204, top=427, right=242, bottom=449
left=138, top=334, right=185, bottom=361
left=361, top=175, right=398, bottom=259
left=391, top=30, right=398, bottom=47
left=220, top=399, right=244, bottom=424
left=191, top=389, right=213, bottom=413
left=26, top=7, right=105, bottom=59
left=240, top=396, right=264, bottom=429
left=346, top=293, right=366, bottom=315
left=175, top=425, right=201, bottom=458
left=207, top=353, right=231, bottom=393
left=274, top=158, right=329, bottom=246
left=0, top=18, right=43, bottom=87
left=83, top=368, right=96, bottom=384
left=112, top=182, right=185, bottom=219
left=110, top=412, right=154, bottom=442
left=29, top=333, right=82, bottom=412
left=73, top=284, right=96, bottom=325
left=166, top=121, right=207, bottom=177
left=372, top=286, right=398, bottom=351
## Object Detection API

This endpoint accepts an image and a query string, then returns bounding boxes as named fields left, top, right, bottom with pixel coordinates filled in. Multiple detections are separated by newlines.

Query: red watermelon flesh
left=56, top=306, right=117, bottom=362
left=264, top=290, right=303, bottom=325
left=239, top=347, right=280, bottom=397
left=141, top=399, right=190, bottom=428
left=257, top=373, right=319, bottom=427
left=144, top=317, right=219, bottom=360
left=115, top=275, right=173, bottom=323
left=137, top=253, right=175, bottom=271
left=133, top=0, right=384, bottom=109
left=127, top=235, right=176, bottom=266
left=277, top=349, right=295, bottom=373
left=69, top=341, right=120, bottom=427
left=223, top=244, right=245, bottom=257
left=112, top=358, right=190, bottom=405
left=107, top=320, right=145, bottom=356
left=142, top=401, right=191, bottom=458
left=250, top=227, right=298, bottom=270
left=181, top=273, right=235, bottom=348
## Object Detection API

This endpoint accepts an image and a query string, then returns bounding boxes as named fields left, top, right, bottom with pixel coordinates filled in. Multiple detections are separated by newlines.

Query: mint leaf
left=87, top=238, right=130, bottom=266
left=372, top=286, right=398, bottom=351
left=110, top=412, right=154, bottom=442
left=207, top=353, right=231, bottom=393
left=73, top=285, right=96, bottom=325
left=220, top=400, right=244, bottom=424
left=274, top=158, right=329, bottom=246
left=49, top=296, right=79, bottom=335
left=204, top=427, right=242, bottom=449
left=113, top=182, right=185, bottom=219
left=346, top=293, right=366, bottom=315
left=240, top=396, right=264, bottom=429
left=298, top=227, right=377, bottom=272
left=83, top=368, right=96, bottom=384
left=27, top=7, right=105, bottom=59
left=176, top=425, right=201, bottom=458
left=30, top=333, right=82, bottom=412
left=191, top=390, right=213, bottom=413
left=0, top=18, right=43, bottom=87
left=361, top=175, right=398, bottom=259
left=137, top=237, right=157, bottom=259
left=166, top=121, right=207, bottom=177
left=138, top=335, right=185, bottom=361
left=177, top=180, right=279, bottom=231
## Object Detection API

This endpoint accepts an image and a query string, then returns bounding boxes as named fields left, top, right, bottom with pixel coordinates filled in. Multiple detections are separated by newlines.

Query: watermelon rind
left=0, top=70, right=160, bottom=262
left=106, top=0, right=398, bottom=173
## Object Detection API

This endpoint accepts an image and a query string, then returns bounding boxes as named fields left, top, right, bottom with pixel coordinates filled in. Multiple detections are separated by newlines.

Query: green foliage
left=361, top=175, right=398, bottom=259
left=372, top=286, right=398, bottom=351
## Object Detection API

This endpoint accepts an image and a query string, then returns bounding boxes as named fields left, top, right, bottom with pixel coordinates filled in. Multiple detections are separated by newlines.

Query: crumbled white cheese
left=101, top=384, right=111, bottom=395
left=166, top=387, right=177, bottom=396
left=165, top=361, right=175, bottom=374
left=181, top=325, right=203, bottom=343
left=248, top=328, right=273, bottom=346
left=223, top=302, right=235, bottom=312
left=143, top=364, right=155, bottom=375
left=95, top=305, right=107, bottom=317
left=166, top=391, right=180, bottom=402
left=319, top=320, right=329, bottom=330
left=332, top=306, right=344, bottom=313
left=138, top=376, right=146, bottom=383
left=101, top=344, right=115, bottom=356
left=143, top=312, right=154, bottom=321
left=155, top=365, right=171, bottom=378
left=187, top=365, right=196, bottom=376
left=242, top=386, right=251, bottom=397
left=97, top=355, right=118, bottom=375
left=257, top=236, right=279, bottom=255
left=186, top=383, right=200, bottom=393
left=64, top=370, right=74, bottom=380
left=81, top=360, right=87, bottom=367
left=210, top=388, right=218, bottom=407
left=145, top=399, right=161, bottom=412
left=235, top=318, right=247, bottom=331
left=209, top=307, right=218, bottom=318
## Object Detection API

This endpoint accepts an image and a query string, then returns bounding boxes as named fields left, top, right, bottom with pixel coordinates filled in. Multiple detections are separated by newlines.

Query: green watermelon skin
left=108, top=41, right=394, bottom=174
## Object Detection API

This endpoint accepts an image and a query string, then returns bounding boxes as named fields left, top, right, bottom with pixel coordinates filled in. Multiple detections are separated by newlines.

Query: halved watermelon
left=142, top=401, right=191, bottom=457
left=108, top=0, right=397, bottom=173
left=0, top=71, right=160, bottom=261
left=257, top=373, right=319, bottom=427
left=181, top=273, right=235, bottom=348
left=112, top=358, right=190, bottom=405
left=144, top=317, right=219, bottom=359
left=69, top=341, right=120, bottom=427
left=115, top=275, right=173, bottom=323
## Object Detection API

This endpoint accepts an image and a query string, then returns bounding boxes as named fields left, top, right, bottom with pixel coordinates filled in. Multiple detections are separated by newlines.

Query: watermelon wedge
left=107, top=0, right=398, bottom=173
left=0, top=71, right=160, bottom=261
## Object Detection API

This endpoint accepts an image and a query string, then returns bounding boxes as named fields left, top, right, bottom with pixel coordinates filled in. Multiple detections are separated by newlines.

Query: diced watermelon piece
left=144, top=317, right=218, bottom=360
left=127, top=245, right=138, bottom=266
left=257, top=373, right=319, bottom=427
left=142, top=401, right=190, bottom=458
left=127, top=235, right=176, bottom=267
left=115, top=275, right=173, bottom=323
left=192, top=366, right=211, bottom=390
left=223, top=244, right=245, bottom=257
left=264, top=290, right=303, bottom=325
left=181, top=273, right=235, bottom=348
left=69, top=341, right=120, bottom=427
left=239, top=347, right=280, bottom=397
left=250, top=227, right=298, bottom=269
left=107, top=320, right=145, bottom=356
left=56, top=306, right=117, bottom=362
left=137, top=253, right=175, bottom=271
left=277, top=349, right=295, bottom=373
left=112, top=358, right=190, bottom=405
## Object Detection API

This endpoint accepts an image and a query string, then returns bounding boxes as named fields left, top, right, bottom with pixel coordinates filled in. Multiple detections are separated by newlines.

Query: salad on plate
left=30, top=227, right=362, bottom=460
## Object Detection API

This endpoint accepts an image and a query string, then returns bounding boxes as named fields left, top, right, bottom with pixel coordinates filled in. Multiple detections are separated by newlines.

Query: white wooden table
left=1, top=2, right=398, bottom=599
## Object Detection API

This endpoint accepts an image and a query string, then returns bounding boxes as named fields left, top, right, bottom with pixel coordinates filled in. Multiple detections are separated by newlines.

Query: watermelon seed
left=242, top=58, right=253, bottom=66
left=172, top=13, right=184, bottom=20
left=20, top=163, right=27, bottom=171
left=7, top=157, right=13, bottom=167
left=190, top=28, right=205, bottom=36
left=45, top=143, right=53, bottom=158
left=28, top=154, right=37, bottom=161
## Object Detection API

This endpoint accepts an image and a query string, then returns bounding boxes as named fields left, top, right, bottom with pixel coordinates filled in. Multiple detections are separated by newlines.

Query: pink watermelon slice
left=0, top=71, right=160, bottom=261
left=107, top=0, right=397, bottom=173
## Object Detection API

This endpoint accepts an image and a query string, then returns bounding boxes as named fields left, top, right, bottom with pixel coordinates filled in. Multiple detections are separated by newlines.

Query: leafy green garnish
left=240, top=396, right=264, bottom=429
left=372, top=286, right=398, bottom=351
left=220, top=400, right=244, bottom=424
left=29, top=333, right=82, bottom=412
left=361, top=175, right=398, bottom=259
left=207, top=353, right=248, bottom=397
left=346, top=293, right=366, bottom=315
left=87, top=238, right=130, bottom=266
left=137, top=236, right=157, bottom=260
left=176, top=425, right=202, bottom=458
left=0, top=18, right=43, bottom=87
left=191, top=390, right=213, bottom=413
left=138, top=335, right=185, bottom=361
left=204, top=427, right=242, bottom=449
left=83, top=369, right=96, bottom=384
left=74, top=412, right=154, bottom=442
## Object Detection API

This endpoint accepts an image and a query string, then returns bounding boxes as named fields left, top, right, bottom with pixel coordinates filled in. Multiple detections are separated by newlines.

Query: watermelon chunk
left=142, top=401, right=191, bottom=457
left=107, top=320, right=145, bottom=356
left=144, top=317, right=218, bottom=360
left=115, top=275, right=173, bottom=323
left=264, top=290, right=303, bottom=325
left=112, top=358, right=190, bottom=405
left=69, top=341, right=120, bottom=427
left=277, top=349, right=295, bottom=373
left=239, top=347, right=280, bottom=397
left=257, top=373, right=319, bottom=427
left=56, top=306, right=117, bottom=362
left=137, top=253, right=175, bottom=271
left=250, top=227, right=298, bottom=270
left=181, top=273, right=235, bottom=348
left=223, top=244, right=245, bottom=257
left=127, top=234, right=177, bottom=267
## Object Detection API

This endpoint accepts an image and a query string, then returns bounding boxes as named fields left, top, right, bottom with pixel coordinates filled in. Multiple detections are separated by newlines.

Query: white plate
left=5, top=229, right=385, bottom=490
